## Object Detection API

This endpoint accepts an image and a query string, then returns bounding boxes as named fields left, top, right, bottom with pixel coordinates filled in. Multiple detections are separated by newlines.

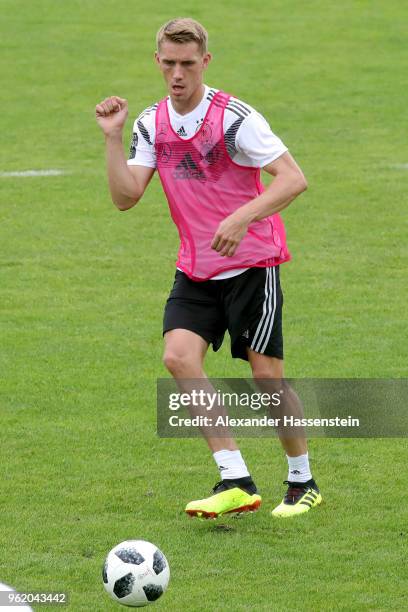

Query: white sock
left=287, top=453, right=312, bottom=483
left=213, top=449, right=250, bottom=480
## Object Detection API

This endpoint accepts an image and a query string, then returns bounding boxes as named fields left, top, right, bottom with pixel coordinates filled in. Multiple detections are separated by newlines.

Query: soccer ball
left=102, top=540, right=170, bottom=607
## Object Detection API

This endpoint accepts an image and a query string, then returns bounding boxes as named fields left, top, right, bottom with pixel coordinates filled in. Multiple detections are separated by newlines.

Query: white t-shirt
left=127, top=85, right=288, bottom=279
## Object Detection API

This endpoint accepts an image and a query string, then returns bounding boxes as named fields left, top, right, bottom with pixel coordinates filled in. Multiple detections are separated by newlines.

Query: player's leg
left=163, top=329, right=261, bottom=518
left=163, top=272, right=261, bottom=518
left=224, top=265, right=322, bottom=517
left=163, top=328, right=238, bottom=452
left=163, top=328, right=208, bottom=378
left=247, top=352, right=307, bottom=457
left=247, top=350, right=322, bottom=517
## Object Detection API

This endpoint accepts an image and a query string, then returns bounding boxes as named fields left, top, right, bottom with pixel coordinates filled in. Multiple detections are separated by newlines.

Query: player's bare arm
left=95, top=96, right=154, bottom=211
left=211, top=151, right=307, bottom=257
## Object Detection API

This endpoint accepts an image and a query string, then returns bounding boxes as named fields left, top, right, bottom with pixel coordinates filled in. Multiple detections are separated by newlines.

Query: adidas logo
left=173, top=152, right=206, bottom=182
left=177, top=125, right=187, bottom=137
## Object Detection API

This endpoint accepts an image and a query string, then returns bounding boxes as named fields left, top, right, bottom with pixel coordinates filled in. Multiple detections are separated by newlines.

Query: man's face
left=155, top=40, right=211, bottom=102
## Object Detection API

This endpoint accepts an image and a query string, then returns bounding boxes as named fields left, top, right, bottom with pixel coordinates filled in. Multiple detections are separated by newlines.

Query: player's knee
left=163, top=350, right=192, bottom=376
left=252, top=368, right=280, bottom=381
left=250, top=354, right=284, bottom=383
left=251, top=369, right=284, bottom=394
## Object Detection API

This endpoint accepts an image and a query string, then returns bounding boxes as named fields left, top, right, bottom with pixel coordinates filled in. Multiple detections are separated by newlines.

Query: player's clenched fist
left=95, top=96, right=128, bottom=135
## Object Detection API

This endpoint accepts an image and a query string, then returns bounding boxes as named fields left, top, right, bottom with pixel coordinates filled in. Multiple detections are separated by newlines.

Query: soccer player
left=95, top=18, right=322, bottom=518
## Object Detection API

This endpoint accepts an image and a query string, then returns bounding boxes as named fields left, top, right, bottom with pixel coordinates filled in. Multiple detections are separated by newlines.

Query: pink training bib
left=155, top=90, right=290, bottom=281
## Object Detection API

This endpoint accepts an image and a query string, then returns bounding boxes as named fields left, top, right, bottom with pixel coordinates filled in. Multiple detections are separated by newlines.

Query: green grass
left=1, top=0, right=407, bottom=610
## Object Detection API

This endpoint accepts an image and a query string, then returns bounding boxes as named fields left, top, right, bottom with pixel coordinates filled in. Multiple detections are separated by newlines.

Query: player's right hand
left=95, top=96, right=128, bottom=135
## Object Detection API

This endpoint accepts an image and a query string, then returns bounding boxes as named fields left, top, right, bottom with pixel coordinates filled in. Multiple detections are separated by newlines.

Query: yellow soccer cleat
left=185, top=479, right=262, bottom=519
left=272, top=479, right=322, bottom=518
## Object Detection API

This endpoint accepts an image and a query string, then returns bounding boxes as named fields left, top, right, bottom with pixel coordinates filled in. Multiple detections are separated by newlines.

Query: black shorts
left=163, top=266, right=284, bottom=361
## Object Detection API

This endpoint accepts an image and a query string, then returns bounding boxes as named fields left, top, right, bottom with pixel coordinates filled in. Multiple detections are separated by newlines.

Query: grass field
left=1, top=1, right=407, bottom=610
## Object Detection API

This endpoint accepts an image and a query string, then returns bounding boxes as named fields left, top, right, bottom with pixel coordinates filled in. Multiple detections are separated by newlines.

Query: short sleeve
left=127, top=110, right=157, bottom=169
left=235, top=111, right=288, bottom=168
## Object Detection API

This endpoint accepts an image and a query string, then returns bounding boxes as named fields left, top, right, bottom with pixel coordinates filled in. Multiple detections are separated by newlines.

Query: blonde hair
left=156, top=18, right=208, bottom=55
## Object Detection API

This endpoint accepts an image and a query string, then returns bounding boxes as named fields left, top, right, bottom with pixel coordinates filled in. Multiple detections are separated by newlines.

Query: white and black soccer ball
left=102, top=540, right=170, bottom=607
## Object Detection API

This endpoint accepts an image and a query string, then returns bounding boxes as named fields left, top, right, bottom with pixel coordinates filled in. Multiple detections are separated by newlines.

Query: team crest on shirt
left=197, top=123, right=221, bottom=166
left=199, top=123, right=213, bottom=145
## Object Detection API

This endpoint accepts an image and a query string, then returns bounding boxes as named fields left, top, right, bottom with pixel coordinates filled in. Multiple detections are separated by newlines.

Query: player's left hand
left=211, top=212, right=249, bottom=257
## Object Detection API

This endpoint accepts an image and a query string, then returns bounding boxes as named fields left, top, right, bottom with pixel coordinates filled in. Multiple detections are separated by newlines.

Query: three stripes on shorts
left=250, top=267, right=277, bottom=354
